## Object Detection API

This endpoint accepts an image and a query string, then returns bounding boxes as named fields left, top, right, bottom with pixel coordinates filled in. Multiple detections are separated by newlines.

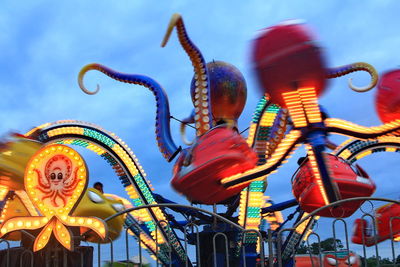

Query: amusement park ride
left=1, top=13, right=400, bottom=266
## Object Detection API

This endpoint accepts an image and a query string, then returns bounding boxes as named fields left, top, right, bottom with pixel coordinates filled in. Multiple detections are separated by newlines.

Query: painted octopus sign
left=34, top=153, right=80, bottom=207
left=0, top=144, right=107, bottom=251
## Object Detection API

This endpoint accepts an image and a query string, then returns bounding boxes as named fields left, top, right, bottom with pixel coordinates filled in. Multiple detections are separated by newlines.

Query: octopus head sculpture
left=375, top=69, right=400, bottom=123
left=252, top=20, right=378, bottom=107
left=190, top=60, right=247, bottom=127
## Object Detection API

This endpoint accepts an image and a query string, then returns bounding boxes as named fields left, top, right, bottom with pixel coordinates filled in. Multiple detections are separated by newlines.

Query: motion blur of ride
left=352, top=203, right=400, bottom=247
left=292, top=154, right=375, bottom=218
left=294, top=251, right=360, bottom=267
left=1, top=12, right=400, bottom=267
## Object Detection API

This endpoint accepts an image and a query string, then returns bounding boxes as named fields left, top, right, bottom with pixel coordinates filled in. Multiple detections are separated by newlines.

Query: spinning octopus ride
left=1, top=13, right=400, bottom=266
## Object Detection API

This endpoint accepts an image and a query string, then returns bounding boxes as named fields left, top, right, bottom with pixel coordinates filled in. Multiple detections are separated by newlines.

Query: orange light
left=305, top=145, right=329, bottom=205
left=325, top=118, right=400, bottom=136
left=0, top=185, right=8, bottom=201
left=0, top=144, right=107, bottom=251
left=297, top=87, right=322, bottom=123
left=221, top=130, right=302, bottom=186
left=282, top=91, right=307, bottom=127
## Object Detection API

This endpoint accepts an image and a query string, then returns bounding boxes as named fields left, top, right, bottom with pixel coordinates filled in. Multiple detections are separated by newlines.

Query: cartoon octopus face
left=35, top=154, right=79, bottom=207
left=45, top=155, right=72, bottom=188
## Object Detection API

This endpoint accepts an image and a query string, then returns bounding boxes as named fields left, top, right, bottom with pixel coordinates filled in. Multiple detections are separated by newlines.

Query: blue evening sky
left=1, top=0, right=400, bottom=260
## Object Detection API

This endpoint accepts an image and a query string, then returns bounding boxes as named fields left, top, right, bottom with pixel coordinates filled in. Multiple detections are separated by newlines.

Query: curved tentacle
left=222, top=130, right=303, bottom=188
left=334, top=136, right=400, bottom=163
left=327, top=62, right=378, bottom=92
left=179, top=110, right=195, bottom=146
left=34, top=168, right=50, bottom=189
left=161, top=13, right=212, bottom=136
left=236, top=97, right=288, bottom=252
left=78, top=63, right=180, bottom=162
left=325, top=118, right=400, bottom=139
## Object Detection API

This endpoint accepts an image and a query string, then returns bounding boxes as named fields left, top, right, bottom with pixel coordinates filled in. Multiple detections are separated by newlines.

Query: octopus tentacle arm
left=325, top=118, right=400, bottom=138
left=326, top=62, right=378, bottom=92
left=34, top=168, right=50, bottom=189
left=61, top=187, right=77, bottom=194
left=56, top=191, right=67, bottom=207
left=221, top=130, right=303, bottom=188
left=35, top=186, right=52, bottom=194
left=63, top=167, right=79, bottom=188
left=161, top=13, right=213, bottom=136
left=51, top=192, right=59, bottom=207
left=78, top=64, right=100, bottom=95
left=42, top=190, right=56, bottom=203
left=78, top=63, right=180, bottom=162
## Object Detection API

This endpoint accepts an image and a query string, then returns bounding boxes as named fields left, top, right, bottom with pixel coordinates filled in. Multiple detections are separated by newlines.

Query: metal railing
left=1, top=198, right=400, bottom=266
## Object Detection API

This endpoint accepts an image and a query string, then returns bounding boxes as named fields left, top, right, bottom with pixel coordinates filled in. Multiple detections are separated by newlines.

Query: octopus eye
left=50, top=173, right=56, bottom=180
left=88, top=191, right=104, bottom=203
left=326, top=257, right=337, bottom=266
left=112, top=203, right=125, bottom=212
left=57, top=173, right=63, bottom=180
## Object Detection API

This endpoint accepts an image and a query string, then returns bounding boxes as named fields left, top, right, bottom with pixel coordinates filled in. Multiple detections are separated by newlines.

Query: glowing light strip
left=0, top=185, right=8, bottom=201
left=325, top=118, right=400, bottom=136
left=297, top=87, right=322, bottom=123
left=335, top=137, right=400, bottom=162
left=237, top=97, right=281, bottom=251
left=238, top=190, right=248, bottom=226
left=261, top=197, right=284, bottom=231
left=338, top=149, right=352, bottom=159
left=240, top=103, right=283, bottom=231
left=305, top=145, right=329, bottom=205
left=0, top=198, right=9, bottom=224
left=247, top=96, right=268, bottom=146
left=14, top=190, right=38, bottom=216
left=282, top=91, right=307, bottom=127
left=25, top=122, right=51, bottom=136
left=222, top=130, right=302, bottom=186
left=332, top=138, right=354, bottom=154
left=356, top=150, right=372, bottom=160
left=282, top=213, right=317, bottom=259
left=104, top=193, right=161, bottom=261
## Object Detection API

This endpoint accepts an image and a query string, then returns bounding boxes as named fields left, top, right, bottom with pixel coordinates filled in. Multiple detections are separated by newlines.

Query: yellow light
left=222, top=130, right=301, bottom=185
left=356, top=150, right=372, bottom=160
left=282, top=91, right=307, bottom=128
left=305, top=145, right=329, bottom=205
left=0, top=185, right=9, bottom=201
left=297, top=87, right=322, bottom=123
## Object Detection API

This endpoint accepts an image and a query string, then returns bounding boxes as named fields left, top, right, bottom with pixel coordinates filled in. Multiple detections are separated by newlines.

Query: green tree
left=360, top=256, right=395, bottom=267
left=296, top=238, right=344, bottom=254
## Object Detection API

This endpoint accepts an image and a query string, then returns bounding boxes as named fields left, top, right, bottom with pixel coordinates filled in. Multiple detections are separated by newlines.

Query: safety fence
left=1, top=197, right=400, bottom=266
